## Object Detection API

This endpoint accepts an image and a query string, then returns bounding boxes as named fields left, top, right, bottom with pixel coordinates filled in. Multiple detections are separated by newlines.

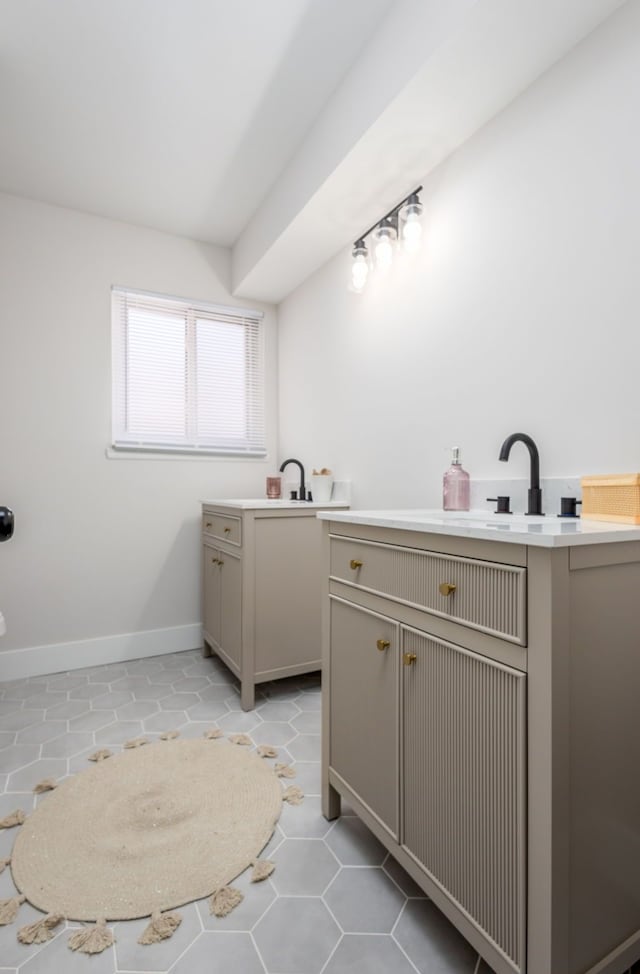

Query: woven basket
left=581, top=473, right=640, bottom=524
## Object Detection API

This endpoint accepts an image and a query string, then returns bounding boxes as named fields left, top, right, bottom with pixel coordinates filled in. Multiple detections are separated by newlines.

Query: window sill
left=106, top=446, right=268, bottom=462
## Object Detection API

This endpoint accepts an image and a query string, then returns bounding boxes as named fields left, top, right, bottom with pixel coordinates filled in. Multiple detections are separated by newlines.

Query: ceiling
left=0, top=0, right=627, bottom=303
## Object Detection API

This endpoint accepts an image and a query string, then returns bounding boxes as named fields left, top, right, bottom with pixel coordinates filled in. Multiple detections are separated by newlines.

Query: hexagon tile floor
left=1, top=650, right=638, bottom=974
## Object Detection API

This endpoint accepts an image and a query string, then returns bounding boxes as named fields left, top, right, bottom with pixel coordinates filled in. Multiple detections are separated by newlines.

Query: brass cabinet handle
left=350, top=559, right=363, bottom=570
left=224, top=526, right=231, bottom=533
left=205, top=521, right=212, bottom=528
left=439, top=582, right=457, bottom=597
left=218, top=559, right=224, bottom=565
left=403, top=652, right=417, bottom=666
left=211, top=556, right=219, bottom=564
left=376, top=639, right=390, bottom=652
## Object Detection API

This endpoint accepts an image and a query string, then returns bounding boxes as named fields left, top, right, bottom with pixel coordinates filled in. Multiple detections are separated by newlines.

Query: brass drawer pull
left=350, top=559, right=363, bottom=570
left=205, top=521, right=212, bottom=528
left=439, top=582, right=457, bottom=597
left=403, top=652, right=417, bottom=666
left=376, top=639, right=390, bottom=652
left=211, top=557, right=219, bottom=564
left=218, top=559, right=224, bottom=565
left=224, top=526, right=231, bottom=533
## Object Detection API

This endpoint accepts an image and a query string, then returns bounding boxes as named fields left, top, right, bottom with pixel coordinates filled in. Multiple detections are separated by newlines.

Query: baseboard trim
left=0, top=623, right=203, bottom=682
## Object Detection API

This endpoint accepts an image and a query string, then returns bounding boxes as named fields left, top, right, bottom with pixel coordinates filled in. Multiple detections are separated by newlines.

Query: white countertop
left=202, top=498, right=349, bottom=510
left=317, top=508, right=640, bottom=548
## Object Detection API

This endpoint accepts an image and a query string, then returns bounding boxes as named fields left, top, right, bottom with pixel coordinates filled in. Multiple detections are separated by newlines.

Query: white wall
left=0, top=193, right=277, bottom=677
left=277, top=1, right=640, bottom=511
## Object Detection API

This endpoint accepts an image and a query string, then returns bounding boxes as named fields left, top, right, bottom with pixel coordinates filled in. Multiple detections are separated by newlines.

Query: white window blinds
left=112, top=287, right=265, bottom=456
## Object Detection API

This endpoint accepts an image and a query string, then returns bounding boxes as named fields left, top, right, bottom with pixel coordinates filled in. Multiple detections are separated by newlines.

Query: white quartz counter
left=202, top=498, right=349, bottom=510
left=316, top=508, right=640, bottom=548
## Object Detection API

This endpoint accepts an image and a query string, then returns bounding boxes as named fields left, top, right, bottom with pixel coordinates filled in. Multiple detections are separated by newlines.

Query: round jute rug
left=10, top=739, right=283, bottom=922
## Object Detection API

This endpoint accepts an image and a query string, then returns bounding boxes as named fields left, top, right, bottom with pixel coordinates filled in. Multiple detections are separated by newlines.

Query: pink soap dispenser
left=443, top=447, right=470, bottom=511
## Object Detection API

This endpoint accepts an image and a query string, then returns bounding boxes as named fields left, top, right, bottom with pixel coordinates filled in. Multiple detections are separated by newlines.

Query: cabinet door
left=329, top=597, right=399, bottom=839
left=219, top=549, right=242, bottom=671
left=203, top=544, right=221, bottom=650
left=402, top=626, right=526, bottom=974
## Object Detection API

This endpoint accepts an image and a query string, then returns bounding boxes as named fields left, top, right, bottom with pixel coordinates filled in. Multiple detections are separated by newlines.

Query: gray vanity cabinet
left=202, top=501, right=348, bottom=710
left=322, top=519, right=640, bottom=974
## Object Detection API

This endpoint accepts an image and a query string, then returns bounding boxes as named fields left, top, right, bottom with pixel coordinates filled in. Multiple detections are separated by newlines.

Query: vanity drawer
left=202, top=512, right=242, bottom=547
left=330, top=536, right=526, bottom=645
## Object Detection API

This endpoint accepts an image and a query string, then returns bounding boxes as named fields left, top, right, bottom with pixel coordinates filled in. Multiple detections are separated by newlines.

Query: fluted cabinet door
left=402, top=626, right=526, bottom=974
left=219, top=549, right=242, bottom=671
left=329, top=597, right=399, bottom=839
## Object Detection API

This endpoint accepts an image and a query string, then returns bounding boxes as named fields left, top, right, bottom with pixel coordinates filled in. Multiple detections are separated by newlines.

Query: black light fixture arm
left=354, top=185, right=423, bottom=247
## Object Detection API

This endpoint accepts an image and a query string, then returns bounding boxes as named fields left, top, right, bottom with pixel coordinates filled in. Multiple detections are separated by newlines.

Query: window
left=111, top=287, right=265, bottom=456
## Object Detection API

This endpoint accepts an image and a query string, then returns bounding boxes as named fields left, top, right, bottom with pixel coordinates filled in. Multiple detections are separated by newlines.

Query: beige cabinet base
left=322, top=520, right=640, bottom=974
left=203, top=503, right=348, bottom=709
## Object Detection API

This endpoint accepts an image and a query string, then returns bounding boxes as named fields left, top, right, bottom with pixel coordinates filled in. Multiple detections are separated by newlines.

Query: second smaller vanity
left=202, top=498, right=349, bottom=709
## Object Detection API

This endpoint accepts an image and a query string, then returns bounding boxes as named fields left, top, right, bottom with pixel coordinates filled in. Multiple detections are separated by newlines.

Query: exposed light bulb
left=351, top=240, right=369, bottom=291
left=400, top=194, right=423, bottom=254
left=352, top=255, right=368, bottom=290
left=373, top=223, right=397, bottom=268
left=402, top=219, right=422, bottom=253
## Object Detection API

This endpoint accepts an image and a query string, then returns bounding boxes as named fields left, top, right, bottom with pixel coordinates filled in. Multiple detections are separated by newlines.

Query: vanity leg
left=240, top=679, right=255, bottom=712
left=323, top=783, right=341, bottom=821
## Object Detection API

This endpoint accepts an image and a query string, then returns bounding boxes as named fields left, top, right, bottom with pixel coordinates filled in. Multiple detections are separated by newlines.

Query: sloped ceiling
left=0, top=0, right=627, bottom=303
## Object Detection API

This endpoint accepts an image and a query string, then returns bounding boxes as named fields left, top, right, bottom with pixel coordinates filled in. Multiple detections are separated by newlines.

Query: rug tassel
left=33, top=778, right=58, bottom=793
left=257, top=745, right=278, bottom=759
left=88, top=749, right=112, bottom=763
left=159, top=730, right=180, bottom=740
left=209, top=886, right=244, bottom=917
left=282, top=785, right=304, bottom=805
left=0, top=894, right=26, bottom=925
left=204, top=728, right=223, bottom=739
left=251, top=859, right=275, bottom=882
left=137, top=910, right=182, bottom=944
left=68, top=918, right=115, bottom=954
left=18, top=913, right=64, bottom=944
left=229, top=733, right=252, bottom=746
left=123, top=737, right=149, bottom=749
left=275, top=763, right=296, bottom=778
left=0, top=809, right=25, bottom=829
left=0, top=858, right=10, bottom=874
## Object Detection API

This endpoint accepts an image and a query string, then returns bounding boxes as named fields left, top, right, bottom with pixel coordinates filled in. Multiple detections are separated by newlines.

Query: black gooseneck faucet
left=498, top=433, right=544, bottom=516
left=279, top=458, right=307, bottom=501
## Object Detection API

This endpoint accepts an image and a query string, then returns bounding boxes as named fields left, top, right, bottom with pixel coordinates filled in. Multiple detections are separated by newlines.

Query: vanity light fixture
left=350, top=185, right=423, bottom=290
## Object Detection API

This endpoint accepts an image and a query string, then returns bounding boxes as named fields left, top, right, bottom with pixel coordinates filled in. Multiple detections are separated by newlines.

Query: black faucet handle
left=558, top=497, right=582, bottom=518
left=0, top=506, right=14, bottom=542
left=487, top=496, right=512, bottom=514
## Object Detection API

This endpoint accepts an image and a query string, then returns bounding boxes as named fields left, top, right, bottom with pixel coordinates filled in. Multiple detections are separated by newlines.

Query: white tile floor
left=1, top=649, right=638, bottom=974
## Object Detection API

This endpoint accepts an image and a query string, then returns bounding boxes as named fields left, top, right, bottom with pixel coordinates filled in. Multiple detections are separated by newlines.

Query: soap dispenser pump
left=443, top=447, right=470, bottom=512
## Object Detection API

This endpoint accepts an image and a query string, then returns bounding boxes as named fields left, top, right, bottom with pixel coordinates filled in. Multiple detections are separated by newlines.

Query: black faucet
left=279, top=458, right=307, bottom=501
left=498, top=433, right=544, bottom=516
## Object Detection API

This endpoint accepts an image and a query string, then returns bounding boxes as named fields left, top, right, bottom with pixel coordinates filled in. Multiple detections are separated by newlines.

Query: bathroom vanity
left=318, top=509, right=640, bottom=974
left=201, top=499, right=348, bottom=709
